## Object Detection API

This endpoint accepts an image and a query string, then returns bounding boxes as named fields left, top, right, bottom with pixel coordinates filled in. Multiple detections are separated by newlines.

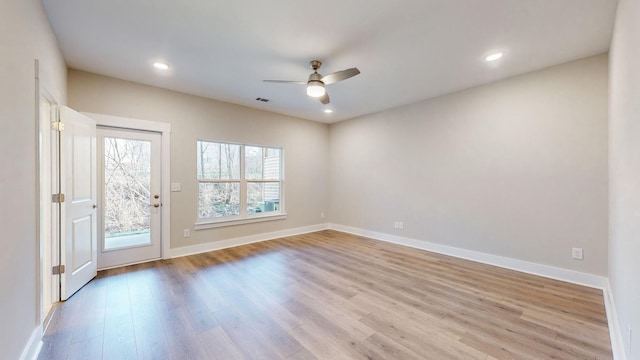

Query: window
left=197, top=140, right=284, bottom=226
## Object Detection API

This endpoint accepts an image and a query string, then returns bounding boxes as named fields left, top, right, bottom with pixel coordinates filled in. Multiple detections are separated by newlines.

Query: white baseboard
left=603, top=280, right=627, bottom=360
left=330, top=223, right=629, bottom=359
left=20, top=325, right=43, bottom=360
left=169, top=223, right=329, bottom=258
left=168, top=222, right=625, bottom=359
left=329, top=223, right=607, bottom=289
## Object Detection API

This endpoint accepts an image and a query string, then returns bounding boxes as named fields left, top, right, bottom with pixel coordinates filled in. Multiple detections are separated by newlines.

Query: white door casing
left=83, top=112, right=171, bottom=264
left=39, top=95, right=59, bottom=313
left=60, top=106, right=97, bottom=300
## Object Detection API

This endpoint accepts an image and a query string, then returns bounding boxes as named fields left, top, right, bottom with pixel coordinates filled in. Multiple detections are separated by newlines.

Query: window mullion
left=240, top=145, right=246, bottom=217
left=262, top=147, right=266, bottom=180
left=217, top=143, right=221, bottom=179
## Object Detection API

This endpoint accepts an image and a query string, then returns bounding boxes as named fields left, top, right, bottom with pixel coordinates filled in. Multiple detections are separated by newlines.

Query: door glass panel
left=103, top=137, right=151, bottom=250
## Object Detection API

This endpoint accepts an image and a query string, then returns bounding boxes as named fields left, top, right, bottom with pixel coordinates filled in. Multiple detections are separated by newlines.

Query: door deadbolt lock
left=154, top=194, right=160, bottom=199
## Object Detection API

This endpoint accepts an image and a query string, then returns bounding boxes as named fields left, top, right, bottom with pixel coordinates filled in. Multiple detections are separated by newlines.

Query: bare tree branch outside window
left=103, top=137, right=151, bottom=237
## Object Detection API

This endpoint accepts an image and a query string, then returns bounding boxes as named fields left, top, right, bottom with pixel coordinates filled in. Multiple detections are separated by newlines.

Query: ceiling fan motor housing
left=308, top=72, right=323, bottom=82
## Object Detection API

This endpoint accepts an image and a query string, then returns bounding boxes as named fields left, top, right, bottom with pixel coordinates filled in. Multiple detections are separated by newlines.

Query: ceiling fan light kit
left=264, top=60, right=360, bottom=105
left=307, top=80, right=326, bottom=97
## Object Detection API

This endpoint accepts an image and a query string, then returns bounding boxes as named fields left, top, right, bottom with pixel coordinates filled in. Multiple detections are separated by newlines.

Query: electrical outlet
left=183, top=228, right=190, bottom=238
left=394, top=221, right=404, bottom=229
left=320, top=212, right=325, bottom=219
left=171, top=182, right=181, bottom=192
left=571, top=248, right=583, bottom=260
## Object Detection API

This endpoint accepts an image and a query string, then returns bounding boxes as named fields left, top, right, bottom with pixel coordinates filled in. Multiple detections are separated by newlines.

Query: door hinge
left=51, top=121, right=64, bottom=131
left=52, top=193, right=65, bottom=203
left=52, top=265, right=65, bottom=275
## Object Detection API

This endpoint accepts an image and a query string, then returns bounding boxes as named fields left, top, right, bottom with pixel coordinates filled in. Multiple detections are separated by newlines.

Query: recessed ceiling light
left=485, top=52, right=503, bottom=62
left=153, top=62, right=169, bottom=70
left=324, top=109, right=333, bottom=113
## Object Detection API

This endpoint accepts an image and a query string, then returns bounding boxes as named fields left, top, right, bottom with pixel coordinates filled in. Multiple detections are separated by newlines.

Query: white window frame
left=194, top=140, right=286, bottom=230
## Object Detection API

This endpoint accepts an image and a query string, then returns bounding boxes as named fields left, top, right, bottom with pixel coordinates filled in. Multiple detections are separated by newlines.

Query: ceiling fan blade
left=319, top=92, right=330, bottom=104
left=321, top=68, right=360, bottom=85
left=263, top=80, right=306, bottom=84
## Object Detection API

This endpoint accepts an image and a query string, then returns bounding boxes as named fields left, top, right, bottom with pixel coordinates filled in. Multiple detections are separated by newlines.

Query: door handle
left=153, top=203, right=160, bottom=208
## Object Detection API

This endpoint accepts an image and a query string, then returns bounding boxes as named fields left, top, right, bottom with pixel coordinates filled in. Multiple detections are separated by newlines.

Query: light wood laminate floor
left=39, top=230, right=612, bottom=359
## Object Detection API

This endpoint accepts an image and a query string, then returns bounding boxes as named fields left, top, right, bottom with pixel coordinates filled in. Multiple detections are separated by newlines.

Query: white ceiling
left=42, top=0, right=617, bottom=123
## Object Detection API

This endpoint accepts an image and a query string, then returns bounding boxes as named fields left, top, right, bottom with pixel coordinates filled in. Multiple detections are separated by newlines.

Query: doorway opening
left=87, top=112, right=172, bottom=270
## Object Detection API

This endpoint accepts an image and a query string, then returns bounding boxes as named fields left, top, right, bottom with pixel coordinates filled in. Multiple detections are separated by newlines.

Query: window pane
left=197, top=141, right=240, bottom=179
left=220, top=143, right=240, bottom=179
left=199, top=182, right=240, bottom=218
left=247, top=182, right=280, bottom=214
left=263, top=148, right=281, bottom=180
left=245, top=146, right=281, bottom=180
left=245, top=146, right=263, bottom=180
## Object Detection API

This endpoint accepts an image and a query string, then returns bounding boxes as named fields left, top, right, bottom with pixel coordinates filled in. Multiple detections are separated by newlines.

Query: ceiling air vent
left=255, top=97, right=269, bottom=102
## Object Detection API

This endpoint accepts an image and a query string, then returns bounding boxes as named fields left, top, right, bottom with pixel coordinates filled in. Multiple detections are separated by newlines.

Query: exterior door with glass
left=97, top=127, right=162, bottom=269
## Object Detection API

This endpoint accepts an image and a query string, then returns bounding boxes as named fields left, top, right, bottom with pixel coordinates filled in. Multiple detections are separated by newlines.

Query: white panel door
left=60, top=106, right=97, bottom=300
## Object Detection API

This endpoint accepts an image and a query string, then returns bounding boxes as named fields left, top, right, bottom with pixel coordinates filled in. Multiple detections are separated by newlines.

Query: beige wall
left=329, top=55, right=609, bottom=275
left=0, top=0, right=67, bottom=358
left=609, top=0, right=640, bottom=357
left=68, top=70, right=329, bottom=250
left=0, top=1, right=624, bottom=357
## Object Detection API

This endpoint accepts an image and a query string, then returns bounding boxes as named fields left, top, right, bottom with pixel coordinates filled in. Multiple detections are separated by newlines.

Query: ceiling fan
left=264, top=60, right=360, bottom=104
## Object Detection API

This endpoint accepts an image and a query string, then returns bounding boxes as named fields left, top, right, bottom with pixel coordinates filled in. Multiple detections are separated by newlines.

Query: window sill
left=194, top=212, right=287, bottom=230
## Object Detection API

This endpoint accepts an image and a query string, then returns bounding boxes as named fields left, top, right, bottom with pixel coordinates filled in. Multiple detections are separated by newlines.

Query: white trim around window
left=195, top=139, right=285, bottom=229
left=194, top=212, right=287, bottom=230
